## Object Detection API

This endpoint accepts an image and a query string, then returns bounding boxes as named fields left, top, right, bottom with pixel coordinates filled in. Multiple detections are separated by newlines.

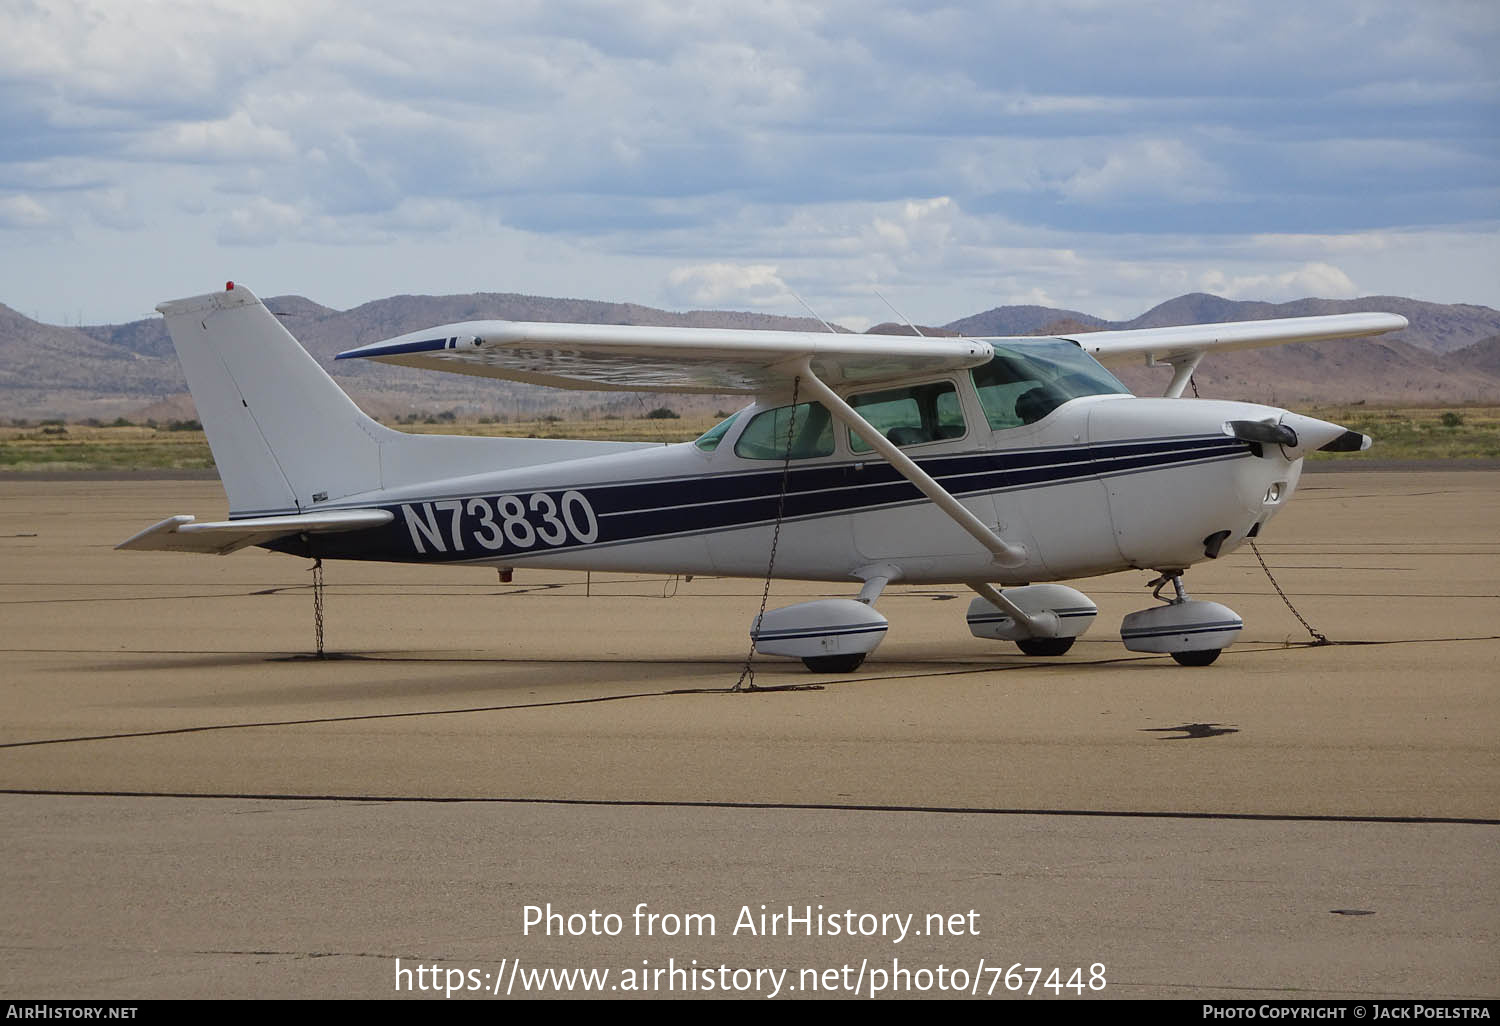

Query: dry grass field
left=3, top=404, right=1498, bottom=472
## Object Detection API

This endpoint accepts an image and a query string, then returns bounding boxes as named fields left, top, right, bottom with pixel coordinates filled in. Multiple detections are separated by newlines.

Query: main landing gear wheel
left=1171, top=648, right=1222, bottom=667
left=802, top=653, right=867, bottom=673
left=1015, top=637, right=1075, bottom=657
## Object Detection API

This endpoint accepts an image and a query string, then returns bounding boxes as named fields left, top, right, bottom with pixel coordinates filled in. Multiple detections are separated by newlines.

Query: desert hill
left=2, top=291, right=1498, bottom=420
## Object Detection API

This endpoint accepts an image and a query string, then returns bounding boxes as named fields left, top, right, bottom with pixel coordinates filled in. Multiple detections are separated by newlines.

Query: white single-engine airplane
left=120, top=282, right=1405, bottom=671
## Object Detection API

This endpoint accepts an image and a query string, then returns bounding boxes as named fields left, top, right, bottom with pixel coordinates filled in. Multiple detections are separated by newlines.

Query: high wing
left=117, top=510, right=394, bottom=555
left=337, top=312, right=1407, bottom=397
left=1068, top=312, right=1408, bottom=366
left=1063, top=312, right=1407, bottom=398
left=336, top=321, right=995, bottom=394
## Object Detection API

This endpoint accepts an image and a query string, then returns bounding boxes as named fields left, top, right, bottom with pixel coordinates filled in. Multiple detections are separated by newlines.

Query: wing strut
left=1161, top=352, right=1205, bottom=398
left=791, top=358, right=1028, bottom=568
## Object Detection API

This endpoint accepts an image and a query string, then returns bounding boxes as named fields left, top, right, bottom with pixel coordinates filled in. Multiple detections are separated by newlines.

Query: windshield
left=972, top=339, right=1130, bottom=429
left=693, top=411, right=741, bottom=452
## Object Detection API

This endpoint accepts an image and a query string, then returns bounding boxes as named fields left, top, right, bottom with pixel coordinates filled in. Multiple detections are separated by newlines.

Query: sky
left=1, top=0, right=1496, bottom=331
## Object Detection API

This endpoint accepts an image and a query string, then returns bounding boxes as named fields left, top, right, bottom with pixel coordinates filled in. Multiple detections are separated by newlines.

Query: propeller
left=1224, top=419, right=1298, bottom=448
left=1314, top=429, right=1372, bottom=453
left=1224, top=415, right=1372, bottom=455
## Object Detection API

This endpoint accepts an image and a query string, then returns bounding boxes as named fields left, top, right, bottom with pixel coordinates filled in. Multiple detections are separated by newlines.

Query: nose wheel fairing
left=1120, top=573, right=1242, bottom=666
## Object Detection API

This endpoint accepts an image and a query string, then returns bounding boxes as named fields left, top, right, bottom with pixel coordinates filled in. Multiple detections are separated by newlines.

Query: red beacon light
left=225, top=281, right=235, bottom=291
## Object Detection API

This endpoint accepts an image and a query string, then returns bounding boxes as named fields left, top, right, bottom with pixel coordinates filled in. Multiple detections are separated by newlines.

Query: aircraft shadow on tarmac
left=1140, top=722, right=1242, bottom=740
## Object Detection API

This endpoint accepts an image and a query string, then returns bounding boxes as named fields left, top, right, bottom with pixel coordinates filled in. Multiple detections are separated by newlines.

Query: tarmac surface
left=1, top=471, right=1496, bottom=1000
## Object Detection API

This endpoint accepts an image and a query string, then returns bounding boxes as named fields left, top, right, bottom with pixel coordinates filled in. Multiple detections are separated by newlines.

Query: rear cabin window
left=733, top=402, right=835, bottom=460
left=846, top=381, right=965, bottom=453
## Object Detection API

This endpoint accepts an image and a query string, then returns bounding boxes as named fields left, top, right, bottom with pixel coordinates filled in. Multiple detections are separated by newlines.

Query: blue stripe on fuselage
left=265, top=435, right=1249, bottom=563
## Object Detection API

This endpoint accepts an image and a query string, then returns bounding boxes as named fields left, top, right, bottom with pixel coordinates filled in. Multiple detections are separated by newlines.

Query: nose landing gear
left=1121, top=572, right=1243, bottom=666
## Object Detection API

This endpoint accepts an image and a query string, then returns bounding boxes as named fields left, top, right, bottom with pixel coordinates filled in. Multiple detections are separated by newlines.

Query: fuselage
left=270, top=373, right=1304, bottom=587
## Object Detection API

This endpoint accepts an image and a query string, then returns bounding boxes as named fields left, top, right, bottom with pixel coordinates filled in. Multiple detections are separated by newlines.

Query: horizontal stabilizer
left=117, top=510, right=393, bottom=556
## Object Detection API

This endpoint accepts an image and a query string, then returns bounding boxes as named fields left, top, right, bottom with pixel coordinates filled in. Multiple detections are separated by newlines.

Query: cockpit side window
left=733, top=402, right=835, bottom=460
left=846, top=381, right=965, bottom=453
left=972, top=340, right=1130, bottom=430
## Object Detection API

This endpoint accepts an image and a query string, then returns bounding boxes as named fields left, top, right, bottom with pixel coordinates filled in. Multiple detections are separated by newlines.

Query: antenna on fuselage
left=872, top=288, right=926, bottom=338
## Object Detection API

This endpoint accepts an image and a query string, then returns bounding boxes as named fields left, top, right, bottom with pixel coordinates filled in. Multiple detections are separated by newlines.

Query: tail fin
left=158, top=284, right=387, bottom=516
left=158, top=284, right=656, bottom=518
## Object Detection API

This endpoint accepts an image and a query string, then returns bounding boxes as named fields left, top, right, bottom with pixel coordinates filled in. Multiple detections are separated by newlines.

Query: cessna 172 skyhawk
left=120, top=283, right=1405, bottom=671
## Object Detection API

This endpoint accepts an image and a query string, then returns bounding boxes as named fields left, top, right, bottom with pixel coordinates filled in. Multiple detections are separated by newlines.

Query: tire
left=1015, top=637, right=1075, bottom=657
left=802, top=653, right=867, bottom=673
left=1171, top=648, right=1222, bottom=667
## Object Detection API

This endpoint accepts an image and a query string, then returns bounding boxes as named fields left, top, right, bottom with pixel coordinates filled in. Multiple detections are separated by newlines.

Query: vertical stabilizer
left=156, top=285, right=386, bottom=516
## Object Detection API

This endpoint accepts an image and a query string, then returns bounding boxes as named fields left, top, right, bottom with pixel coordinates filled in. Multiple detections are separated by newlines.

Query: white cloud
left=132, top=111, right=297, bottom=163
left=996, top=286, right=1061, bottom=309
left=0, top=194, right=53, bottom=229
left=1237, top=225, right=1500, bottom=305
left=0, top=0, right=314, bottom=108
left=217, top=197, right=305, bottom=246
left=1058, top=139, right=1228, bottom=204
left=866, top=197, right=958, bottom=255
left=664, top=263, right=790, bottom=308
left=1197, top=262, right=1360, bottom=302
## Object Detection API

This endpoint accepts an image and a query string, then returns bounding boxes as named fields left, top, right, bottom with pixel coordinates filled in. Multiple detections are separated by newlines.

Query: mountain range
left=2, top=291, right=1497, bottom=421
